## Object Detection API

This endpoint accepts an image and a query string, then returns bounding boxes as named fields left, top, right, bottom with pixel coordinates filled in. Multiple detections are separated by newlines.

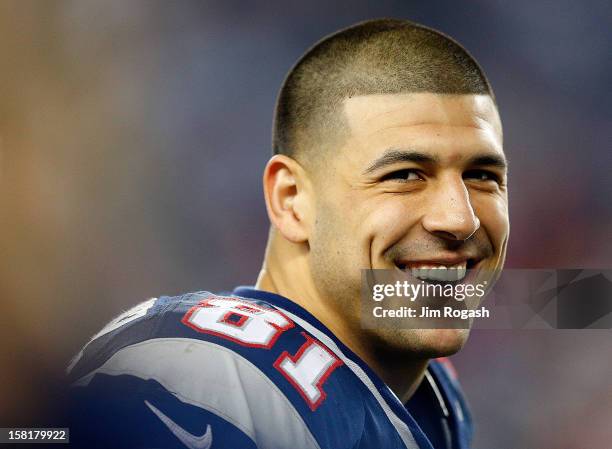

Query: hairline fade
left=272, top=18, right=495, bottom=166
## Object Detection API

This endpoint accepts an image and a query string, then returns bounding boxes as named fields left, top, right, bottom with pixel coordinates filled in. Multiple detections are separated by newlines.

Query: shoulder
left=67, top=291, right=363, bottom=449
left=69, top=291, right=331, bottom=386
left=67, top=292, right=200, bottom=381
left=429, top=357, right=474, bottom=448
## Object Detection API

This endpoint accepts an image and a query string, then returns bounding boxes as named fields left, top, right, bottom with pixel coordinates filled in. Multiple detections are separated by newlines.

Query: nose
left=421, top=176, right=480, bottom=241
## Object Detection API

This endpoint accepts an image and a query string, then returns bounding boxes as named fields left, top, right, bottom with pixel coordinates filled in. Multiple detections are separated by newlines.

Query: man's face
left=307, top=93, right=508, bottom=357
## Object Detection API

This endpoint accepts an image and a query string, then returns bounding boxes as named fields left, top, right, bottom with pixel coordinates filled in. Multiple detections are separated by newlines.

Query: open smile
left=394, top=258, right=481, bottom=283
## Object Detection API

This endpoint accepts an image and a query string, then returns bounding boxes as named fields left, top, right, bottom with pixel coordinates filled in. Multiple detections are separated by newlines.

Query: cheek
left=309, top=198, right=367, bottom=287
left=473, top=194, right=509, bottom=249
left=359, top=197, right=419, bottom=253
left=311, top=197, right=356, bottom=259
left=316, top=192, right=402, bottom=268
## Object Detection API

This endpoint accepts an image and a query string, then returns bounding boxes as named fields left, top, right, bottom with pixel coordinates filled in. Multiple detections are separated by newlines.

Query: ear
left=263, top=155, right=312, bottom=243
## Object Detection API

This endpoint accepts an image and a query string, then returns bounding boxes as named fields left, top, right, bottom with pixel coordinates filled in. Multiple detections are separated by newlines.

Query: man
left=67, top=18, right=509, bottom=449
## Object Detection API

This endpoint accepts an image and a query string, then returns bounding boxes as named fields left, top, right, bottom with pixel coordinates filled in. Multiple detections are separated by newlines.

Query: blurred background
left=0, top=1, right=610, bottom=447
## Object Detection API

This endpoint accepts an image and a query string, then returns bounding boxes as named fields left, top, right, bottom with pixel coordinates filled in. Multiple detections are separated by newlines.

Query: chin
left=413, top=328, right=471, bottom=357
left=371, top=328, right=470, bottom=359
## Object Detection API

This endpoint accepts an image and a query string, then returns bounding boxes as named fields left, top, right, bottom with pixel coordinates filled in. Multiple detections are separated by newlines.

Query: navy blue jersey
left=67, top=287, right=473, bottom=449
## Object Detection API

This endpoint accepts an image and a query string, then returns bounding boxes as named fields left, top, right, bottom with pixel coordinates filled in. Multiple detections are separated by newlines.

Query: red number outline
left=273, top=332, right=343, bottom=411
left=181, top=295, right=295, bottom=349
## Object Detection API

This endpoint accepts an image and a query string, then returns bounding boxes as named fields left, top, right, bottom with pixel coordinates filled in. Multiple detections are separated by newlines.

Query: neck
left=255, top=230, right=428, bottom=402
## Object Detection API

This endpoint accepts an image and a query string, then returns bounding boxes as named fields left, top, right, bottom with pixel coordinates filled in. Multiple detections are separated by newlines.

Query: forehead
left=339, top=93, right=503, bottom=164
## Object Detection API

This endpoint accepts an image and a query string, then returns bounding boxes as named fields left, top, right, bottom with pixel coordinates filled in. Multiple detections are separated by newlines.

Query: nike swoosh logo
left=145, top=400, right=213, bottom=449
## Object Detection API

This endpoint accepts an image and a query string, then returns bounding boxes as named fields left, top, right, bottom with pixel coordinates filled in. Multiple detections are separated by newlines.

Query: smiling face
left=307, top=92, right=509, bottom=357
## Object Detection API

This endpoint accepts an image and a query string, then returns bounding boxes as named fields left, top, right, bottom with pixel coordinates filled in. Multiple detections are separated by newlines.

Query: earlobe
left=263, top=155, right=310, bottom=243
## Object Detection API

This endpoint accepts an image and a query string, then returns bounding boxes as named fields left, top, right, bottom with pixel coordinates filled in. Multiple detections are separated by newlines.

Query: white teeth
left=408, top=262, right=467, bottom=282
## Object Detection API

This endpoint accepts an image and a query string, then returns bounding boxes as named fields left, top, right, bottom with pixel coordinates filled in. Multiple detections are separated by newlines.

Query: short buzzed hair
left=272, top=18, right=494, bottom=162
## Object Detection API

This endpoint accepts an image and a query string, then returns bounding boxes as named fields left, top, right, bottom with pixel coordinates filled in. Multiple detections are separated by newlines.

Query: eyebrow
left=467, top=154, right=508, bottom=170
left=362, top=149, right=508, bottom=175
left=362, top=149, right=439, bottom=175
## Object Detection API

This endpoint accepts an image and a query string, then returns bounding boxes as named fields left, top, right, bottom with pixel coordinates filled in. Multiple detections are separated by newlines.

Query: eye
left=463, top=169, right=500, bottom=183
left=380, top=169, right=423, bottom=183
